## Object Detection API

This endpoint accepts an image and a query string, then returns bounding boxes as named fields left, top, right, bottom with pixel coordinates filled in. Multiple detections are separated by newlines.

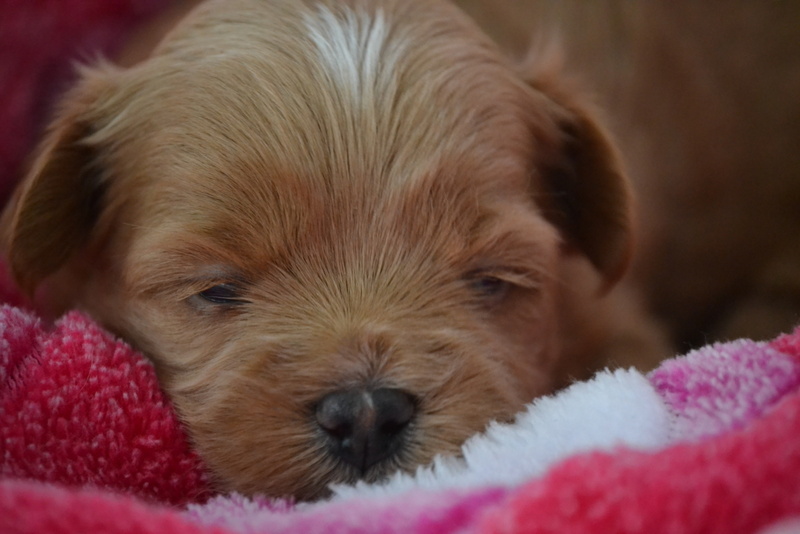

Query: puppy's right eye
left=471, top=275, right=510, bottom=299
left=196, top=283, right=248, bottom=306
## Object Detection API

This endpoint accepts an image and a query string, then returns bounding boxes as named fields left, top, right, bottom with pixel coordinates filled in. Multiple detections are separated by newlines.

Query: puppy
left=1, top=0, right=655, bottom=499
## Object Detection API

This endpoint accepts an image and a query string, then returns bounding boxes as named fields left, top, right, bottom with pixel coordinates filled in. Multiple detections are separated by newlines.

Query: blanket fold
left=1, top=305, right=210, bottom=507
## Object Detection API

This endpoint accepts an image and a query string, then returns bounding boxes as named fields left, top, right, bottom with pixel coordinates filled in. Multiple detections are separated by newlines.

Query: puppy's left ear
left=0, top=66, right=117, bottom=295
left=527, top=79, right=634, bottom=289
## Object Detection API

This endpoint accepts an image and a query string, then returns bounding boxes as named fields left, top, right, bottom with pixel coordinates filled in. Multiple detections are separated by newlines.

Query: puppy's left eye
left=197, top=283, right=248, bottom=306
left=469, top=274, right=512, bottom=301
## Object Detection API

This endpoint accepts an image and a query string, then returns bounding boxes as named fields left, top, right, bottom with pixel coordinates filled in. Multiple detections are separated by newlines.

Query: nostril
left=325, top=420, right=352, bottom=441
left=380, top=418, right=406, bottom=435
left=315, top=390, right=364, bottom=438
left=372, top=388, right=416, bottom=436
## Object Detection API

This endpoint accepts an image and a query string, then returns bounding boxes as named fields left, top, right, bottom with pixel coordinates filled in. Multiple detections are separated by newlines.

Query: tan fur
left=1, top=0, right=663, bottom=499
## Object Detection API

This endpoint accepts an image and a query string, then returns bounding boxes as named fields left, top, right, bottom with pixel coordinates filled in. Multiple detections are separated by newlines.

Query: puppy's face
left=2, top=0, right=632, bottom=499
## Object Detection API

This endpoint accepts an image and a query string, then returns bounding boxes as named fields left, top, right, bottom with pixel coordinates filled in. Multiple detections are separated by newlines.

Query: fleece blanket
left=2, top=242, right=800, bottom=534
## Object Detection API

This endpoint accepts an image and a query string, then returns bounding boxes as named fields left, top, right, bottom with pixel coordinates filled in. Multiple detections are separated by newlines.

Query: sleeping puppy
left=1, top=0, right=657, bottom=499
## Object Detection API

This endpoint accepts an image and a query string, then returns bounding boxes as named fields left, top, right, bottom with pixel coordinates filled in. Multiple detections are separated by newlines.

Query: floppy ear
left=529, top=81, right=634, bottom=289
left=1, top=72, right=113, bottom=295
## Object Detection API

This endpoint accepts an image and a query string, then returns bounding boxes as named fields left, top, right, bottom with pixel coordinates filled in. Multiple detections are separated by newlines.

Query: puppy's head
left=1, top=0, right=632, bottom=499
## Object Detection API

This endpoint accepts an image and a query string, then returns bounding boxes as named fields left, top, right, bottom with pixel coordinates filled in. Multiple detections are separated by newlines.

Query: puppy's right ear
left=1, top=69, right=116, bottom=295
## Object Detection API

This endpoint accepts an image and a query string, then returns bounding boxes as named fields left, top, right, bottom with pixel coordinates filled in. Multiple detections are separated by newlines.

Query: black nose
left=315, top=388, right=416, bottom=473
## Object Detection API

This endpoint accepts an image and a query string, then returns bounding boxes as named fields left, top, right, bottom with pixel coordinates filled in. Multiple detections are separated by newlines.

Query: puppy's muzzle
left=315, top=388, right=416, bottom=474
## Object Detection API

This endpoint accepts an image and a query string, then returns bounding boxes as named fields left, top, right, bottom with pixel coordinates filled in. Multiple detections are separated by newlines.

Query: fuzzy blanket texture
left=3, top=2, right=800, bottom=533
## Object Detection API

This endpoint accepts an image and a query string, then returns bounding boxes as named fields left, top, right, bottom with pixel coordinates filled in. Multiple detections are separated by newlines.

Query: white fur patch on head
left=304, top=4, right=406, bottom=103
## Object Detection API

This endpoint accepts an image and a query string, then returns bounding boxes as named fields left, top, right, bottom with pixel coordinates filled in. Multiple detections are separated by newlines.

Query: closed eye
left=465, top=269, right=538, bottom=303
left=470, top=275, right=511, bottom=299
left=195, top=283, right=249, bottom=306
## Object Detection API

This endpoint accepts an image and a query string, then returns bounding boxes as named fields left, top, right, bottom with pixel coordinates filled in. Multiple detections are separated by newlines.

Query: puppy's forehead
left=103, top=0, right=557, bottom=277
left=109, top=0, right=536, bottom=194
